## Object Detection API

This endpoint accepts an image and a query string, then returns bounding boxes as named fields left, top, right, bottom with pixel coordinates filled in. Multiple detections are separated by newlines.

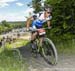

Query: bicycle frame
left=31, top=29, right=47, bottom=54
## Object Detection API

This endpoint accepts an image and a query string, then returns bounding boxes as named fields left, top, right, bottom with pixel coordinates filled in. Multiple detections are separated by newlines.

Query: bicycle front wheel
left=41, top=38, right=58, bottom=65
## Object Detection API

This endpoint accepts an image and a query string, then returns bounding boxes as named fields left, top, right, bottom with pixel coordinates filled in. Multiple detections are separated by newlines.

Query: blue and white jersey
left=32, top=11, right=52, bottom=29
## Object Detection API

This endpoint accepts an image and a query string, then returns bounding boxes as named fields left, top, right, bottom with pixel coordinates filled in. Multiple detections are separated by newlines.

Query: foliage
left=0, top=21, right=25, bottom=34
left=32, top=0, right=42, bottom=13
left=0, top=39, right=29, bottom=71
left=2, top=20, right=10, bottom=27
left=55, top=39, right=75, bottom=54
left=5, top=40, right=28, bottom=49
left=0, top=49, right=28, bottom=71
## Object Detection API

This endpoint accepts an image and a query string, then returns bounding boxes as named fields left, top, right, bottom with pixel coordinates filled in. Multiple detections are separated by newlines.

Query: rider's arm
left=47, top=20, right=51, bottom=28
left=47, top=16, right=52, bottom=28
left=26, top=17, right=33, bottom=28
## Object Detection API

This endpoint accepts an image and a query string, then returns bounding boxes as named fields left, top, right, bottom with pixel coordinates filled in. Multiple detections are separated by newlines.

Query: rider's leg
left=31, top=32, right=37, bottom=49
left=31, top=32, right=37, bottom=42
left=31, top=32, right=38, bottom=57
left=39, top=36, right=44, bottom=47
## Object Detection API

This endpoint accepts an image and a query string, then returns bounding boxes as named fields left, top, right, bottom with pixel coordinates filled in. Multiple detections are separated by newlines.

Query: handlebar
left=26, top=27, right=51, bottom=32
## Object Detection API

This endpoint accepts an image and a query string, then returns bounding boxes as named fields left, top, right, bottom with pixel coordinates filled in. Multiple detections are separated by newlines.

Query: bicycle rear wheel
left=41, top=38, right=58, bottom=65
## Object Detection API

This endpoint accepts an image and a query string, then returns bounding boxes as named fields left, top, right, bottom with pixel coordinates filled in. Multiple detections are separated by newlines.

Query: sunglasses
left=47, top=12, right=51, bottom=14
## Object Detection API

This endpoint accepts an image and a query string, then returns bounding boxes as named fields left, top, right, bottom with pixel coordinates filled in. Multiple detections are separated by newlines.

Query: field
left=0, top=49, right=28, bottom=71
left=55, top=39, right=75, bottom=55
left=0, top=38, right=29, bottom=71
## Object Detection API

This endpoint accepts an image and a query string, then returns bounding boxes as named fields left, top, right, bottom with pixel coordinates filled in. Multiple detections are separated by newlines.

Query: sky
left=0, top=0, right=34, bottom=22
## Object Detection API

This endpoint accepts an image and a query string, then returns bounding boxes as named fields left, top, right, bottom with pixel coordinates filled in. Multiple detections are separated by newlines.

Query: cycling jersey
left=32, top=11, right=52, bottom=29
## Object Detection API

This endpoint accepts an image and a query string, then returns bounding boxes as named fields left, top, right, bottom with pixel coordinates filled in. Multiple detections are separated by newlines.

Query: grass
left=0, top=36, right=75, bottom=71
left=5, top=39, right=28, bottom=49
left=54, top=39, right=75, bottom=55
left=0, top=39, right=28, bottom=53
left=0, top=39, right=29, bottom=71
left=0, top=49, right=28, bottom=71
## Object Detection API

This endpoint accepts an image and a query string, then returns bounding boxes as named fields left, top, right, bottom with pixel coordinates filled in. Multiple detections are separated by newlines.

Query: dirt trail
left=18, top=45, right=75, bottom=71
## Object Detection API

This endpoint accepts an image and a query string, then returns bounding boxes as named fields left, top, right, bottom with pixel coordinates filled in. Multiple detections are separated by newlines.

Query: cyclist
left=26, top=5, right=52, bottom=49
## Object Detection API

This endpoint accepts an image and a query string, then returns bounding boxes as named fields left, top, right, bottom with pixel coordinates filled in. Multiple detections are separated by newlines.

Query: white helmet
left=44, top=5, right=52, bottom=12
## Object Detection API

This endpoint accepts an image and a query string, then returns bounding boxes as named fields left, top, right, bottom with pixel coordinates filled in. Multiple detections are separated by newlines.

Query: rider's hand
left=48, top=26, right=52, bottom=29
left=26, top=28, right=29, bottom=31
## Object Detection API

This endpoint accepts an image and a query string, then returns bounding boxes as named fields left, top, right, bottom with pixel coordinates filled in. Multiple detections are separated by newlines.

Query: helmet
left=44, top=5, right=52, bottom=12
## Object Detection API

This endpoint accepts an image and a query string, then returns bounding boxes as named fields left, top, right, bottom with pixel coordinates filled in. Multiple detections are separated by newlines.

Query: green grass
left=0, top=39, right=29, bottom=53
left=0, top=49, right=28, bottom=71
left=0, top=39, right=29, bottom=71
left=0, top=36, right=2, bottom=40
left=55, top=39, right=75, bottom=55
left=5, top=39, right=28, bottom=49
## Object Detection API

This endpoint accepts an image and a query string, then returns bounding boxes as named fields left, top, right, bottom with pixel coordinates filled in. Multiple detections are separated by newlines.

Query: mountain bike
left=28, top=27, right=58, bottom=65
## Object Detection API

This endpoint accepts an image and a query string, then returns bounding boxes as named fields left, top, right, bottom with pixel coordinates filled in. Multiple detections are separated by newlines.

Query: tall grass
left=0, top=49, right=28, bottom=71
left=54, top=39, right=75, bottom=55
left=0, top=39, right=29, bottom=71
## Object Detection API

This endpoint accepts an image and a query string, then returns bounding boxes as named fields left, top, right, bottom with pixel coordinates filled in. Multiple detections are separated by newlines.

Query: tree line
left=0, top=20, right=25, bottom=34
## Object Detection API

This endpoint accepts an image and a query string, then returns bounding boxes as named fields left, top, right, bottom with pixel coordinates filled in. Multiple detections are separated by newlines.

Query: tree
left=32, top=0, right=42, bottom=13
left=1, top=20, right=8, bottom=27
left=44, top=0, right=75, bottom=39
